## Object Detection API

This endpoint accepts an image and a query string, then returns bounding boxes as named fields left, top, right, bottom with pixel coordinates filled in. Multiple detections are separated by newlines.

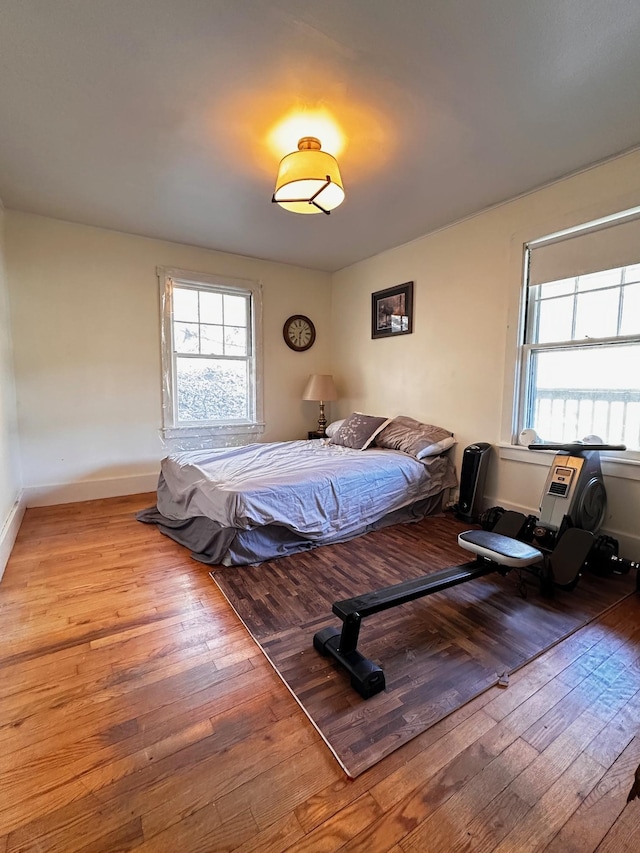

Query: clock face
left=283, top=315, right=316, bottom=351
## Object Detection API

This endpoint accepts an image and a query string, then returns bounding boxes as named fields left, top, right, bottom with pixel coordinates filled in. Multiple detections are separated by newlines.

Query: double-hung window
left=158, top=267, right=263, bottom=445
left=518, top=212, right=640, bottom=452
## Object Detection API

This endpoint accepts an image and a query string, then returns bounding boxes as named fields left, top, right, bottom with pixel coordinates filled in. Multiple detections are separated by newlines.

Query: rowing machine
left=313, top=509, right=595, bottom=698
left=313, top=442, right=635, bottom=699
left=526, top=441, right=625, bottom=542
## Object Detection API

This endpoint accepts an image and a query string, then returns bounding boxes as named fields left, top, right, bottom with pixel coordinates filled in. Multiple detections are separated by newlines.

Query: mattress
left=138, top=439, right=457, bottom=565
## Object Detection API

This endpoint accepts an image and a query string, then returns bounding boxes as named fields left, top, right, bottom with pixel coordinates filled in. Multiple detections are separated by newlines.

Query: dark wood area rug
left=210, top=513, right=634, bottom=777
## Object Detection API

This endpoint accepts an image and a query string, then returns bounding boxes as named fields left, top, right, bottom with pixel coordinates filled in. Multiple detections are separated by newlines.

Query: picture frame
left=371, top=281, right=414, bottom=339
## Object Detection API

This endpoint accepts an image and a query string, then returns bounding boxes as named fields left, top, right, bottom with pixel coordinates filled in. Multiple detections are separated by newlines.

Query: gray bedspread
left=137, top=440, right=457, bottom=565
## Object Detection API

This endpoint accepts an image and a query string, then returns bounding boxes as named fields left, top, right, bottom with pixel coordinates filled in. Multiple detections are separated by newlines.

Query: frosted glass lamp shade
left=273, top=137, right=345, bottom=215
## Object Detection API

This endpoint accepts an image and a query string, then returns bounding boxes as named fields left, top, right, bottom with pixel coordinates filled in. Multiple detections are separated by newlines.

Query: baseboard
left=0, top=492, right=26, bottom=582
left=484, top=495, right=640, bottom=560
left=23, top=473, right=159, bottom=508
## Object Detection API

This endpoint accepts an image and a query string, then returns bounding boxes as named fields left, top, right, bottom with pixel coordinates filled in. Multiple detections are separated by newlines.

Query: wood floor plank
left=230, top=812, right=306, bottom=853
left=397, top=737, right=538, bottom=853
left=56, top=666, right=273, bottom=803
left=0, top=778, right=91, bottom=840
left=0, top=656, right=254, bottom=769
left=215, top=743, right=338, bottom=831
left=293, top=793, right=383, bottom=853
left=521, top=664, right=640, bottom=758
left=136, top=802, right=232, bottom=852
left=509, top=707, right=610, bottom=808
left=84, top=713, right=320, bottom=842
left=370, top=709, right=497, bottom=812
left=137, top=694, right=290, bottom=840
left=460, top=787, right=531, bottom=852
left=596, top=800, right=640, bottom=852
left=479, top=675, right=576, bottom=758
left=545, top=735, right=640, bottom=853
left=338, top=739, right=498, bottom=851
left=292, top=687, right=495, bottom=835
left=585, top=695, right=640, bottom=771
left=491, top=750, right=607, bottom=852
left=5, top=787, right=122, bottom=853
left=75, top=817, right=144, bottom=853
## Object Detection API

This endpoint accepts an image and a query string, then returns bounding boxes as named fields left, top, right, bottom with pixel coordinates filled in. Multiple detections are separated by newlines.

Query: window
left=518, top=213, right=640, bottom=451
left=158, top=267, right=263, bottom=443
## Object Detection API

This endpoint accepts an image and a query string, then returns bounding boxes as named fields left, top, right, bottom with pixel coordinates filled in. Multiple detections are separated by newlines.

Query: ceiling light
left=272, top=137, right=345, bottom=215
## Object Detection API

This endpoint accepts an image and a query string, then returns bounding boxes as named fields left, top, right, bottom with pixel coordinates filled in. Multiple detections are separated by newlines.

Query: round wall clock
left=283, top=314, right=316, bottom=351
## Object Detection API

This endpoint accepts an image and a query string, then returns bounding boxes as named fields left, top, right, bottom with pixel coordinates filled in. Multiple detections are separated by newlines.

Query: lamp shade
left=273, top=137, right=345, bottom=215
left=302, top=374, right=338, bottom=402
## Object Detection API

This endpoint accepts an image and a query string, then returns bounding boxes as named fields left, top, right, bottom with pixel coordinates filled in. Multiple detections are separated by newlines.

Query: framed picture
left=371, top=281, right=414, bottom=339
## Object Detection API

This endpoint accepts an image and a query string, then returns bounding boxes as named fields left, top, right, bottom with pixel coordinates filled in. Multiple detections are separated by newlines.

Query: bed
left=137, top=413, right=458, bottom=566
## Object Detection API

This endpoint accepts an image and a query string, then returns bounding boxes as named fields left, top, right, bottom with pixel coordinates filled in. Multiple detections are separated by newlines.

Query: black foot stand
left=313, top=559, right=496, bottom=699
left=313, top=626, right=385, bottom=698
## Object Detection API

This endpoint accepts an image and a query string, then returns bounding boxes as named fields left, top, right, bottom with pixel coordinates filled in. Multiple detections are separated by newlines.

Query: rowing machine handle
left=528, top=443, right=626, bottom=452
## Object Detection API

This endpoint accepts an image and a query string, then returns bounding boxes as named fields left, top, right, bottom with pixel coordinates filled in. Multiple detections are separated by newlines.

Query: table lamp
left=302, top=374, right=338, bottom=436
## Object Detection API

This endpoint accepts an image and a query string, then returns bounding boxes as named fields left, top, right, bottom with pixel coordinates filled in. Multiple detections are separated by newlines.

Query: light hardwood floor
left=0, top=493, right=639, bottom=852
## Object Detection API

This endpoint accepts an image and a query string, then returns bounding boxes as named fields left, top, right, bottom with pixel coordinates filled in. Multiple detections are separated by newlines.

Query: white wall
left=5, top=213, right=332, bottom=505
left=4, top=151, right=640, bottom=557
left=331, top=149, right=640, bottom=557
left=0, top=204, right=23, bottom=579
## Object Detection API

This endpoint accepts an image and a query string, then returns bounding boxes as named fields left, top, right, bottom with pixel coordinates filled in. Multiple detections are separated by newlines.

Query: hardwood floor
left=0, top=494, right=639, bottom=851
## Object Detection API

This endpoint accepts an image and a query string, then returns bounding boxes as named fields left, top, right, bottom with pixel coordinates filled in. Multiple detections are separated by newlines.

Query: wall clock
left=283, top=314, right=316, bottom=351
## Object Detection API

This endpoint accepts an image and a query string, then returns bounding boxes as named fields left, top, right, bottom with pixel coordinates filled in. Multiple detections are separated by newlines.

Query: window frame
left=158, top=267, right=264, bottom=443
left=515, top=243, right=640, bottom=457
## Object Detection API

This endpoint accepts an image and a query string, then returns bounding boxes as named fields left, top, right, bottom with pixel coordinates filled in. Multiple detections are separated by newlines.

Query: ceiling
left=1, top=1, right=640, bottom=273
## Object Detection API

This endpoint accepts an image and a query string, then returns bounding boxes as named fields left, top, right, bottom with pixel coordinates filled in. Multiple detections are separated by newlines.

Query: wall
left=0, top=204, right=23, bottom=579
left=5, top=212, right=332, bottom=505
left=330, top=149, right=640, bottom=557
left=4, top=151, right=640, bottom=554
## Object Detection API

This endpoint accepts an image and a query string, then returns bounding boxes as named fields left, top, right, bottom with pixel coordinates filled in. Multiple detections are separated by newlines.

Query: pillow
left=330, top=412, right=391, bottom=450
left=325, top=419, right=345, bottom=439
left=375, top=415, right=454, bottom=458
left=415, top=435, right=457, bottom=459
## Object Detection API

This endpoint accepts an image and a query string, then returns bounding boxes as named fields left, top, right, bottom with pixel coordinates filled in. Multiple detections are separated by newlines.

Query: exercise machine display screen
left=547, top=465, right=575, bottom=497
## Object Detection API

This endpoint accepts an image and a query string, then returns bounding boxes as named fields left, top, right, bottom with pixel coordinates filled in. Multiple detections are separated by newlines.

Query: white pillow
left=325, top=419, right=345, bottom=438
left=415, top=436, right=457, bottom=459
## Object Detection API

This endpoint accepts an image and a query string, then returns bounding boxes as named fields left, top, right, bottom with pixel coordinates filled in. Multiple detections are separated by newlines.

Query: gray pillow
left=375, top=415, right=453, bottom=458
left=330, top=412, right=390, bottom=450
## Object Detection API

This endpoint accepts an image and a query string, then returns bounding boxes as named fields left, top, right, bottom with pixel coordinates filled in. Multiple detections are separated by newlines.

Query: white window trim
left=501, top=209, right=640, bottom=476
left=157, top=267, right=264, bottom=441
left=497, top=443, right=640, bottom=482
left=516, top=261, right=640, bottom=448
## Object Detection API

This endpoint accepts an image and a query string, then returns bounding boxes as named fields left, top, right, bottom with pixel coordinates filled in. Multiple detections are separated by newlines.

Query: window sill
left=160, top=423, right=265, bottom=451
left=498, top=443, right=640, bottom=481
left=161, top=423, right=265, bottom=439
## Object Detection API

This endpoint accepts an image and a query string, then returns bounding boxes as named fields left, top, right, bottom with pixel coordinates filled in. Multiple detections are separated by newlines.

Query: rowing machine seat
left=458, top=530, right=543, bottom=568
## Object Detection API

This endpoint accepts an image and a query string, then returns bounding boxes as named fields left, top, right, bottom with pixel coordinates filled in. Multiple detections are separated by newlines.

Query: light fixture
left=302, top=374, right=338, bottom=435
left=272, top=137, right=345, bottom=215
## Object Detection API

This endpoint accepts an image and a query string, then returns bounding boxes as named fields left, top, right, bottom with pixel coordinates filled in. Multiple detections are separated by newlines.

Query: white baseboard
left=23, top=473, right=159, bottom=508
left=0, top=492, right=26, bottom=582
left=484, top=495, right=640, bottom=560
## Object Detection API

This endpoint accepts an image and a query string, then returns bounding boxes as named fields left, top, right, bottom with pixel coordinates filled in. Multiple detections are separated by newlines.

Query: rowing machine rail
left=314, top=527, right=543, bottom=699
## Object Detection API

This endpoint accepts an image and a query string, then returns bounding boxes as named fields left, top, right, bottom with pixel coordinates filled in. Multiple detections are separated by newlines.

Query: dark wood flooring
left=211, top=513, right=635, bottom=776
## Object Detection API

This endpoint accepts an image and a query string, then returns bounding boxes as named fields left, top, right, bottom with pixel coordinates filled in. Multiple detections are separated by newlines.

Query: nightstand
left=308, top=431, right=325, bottom=440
